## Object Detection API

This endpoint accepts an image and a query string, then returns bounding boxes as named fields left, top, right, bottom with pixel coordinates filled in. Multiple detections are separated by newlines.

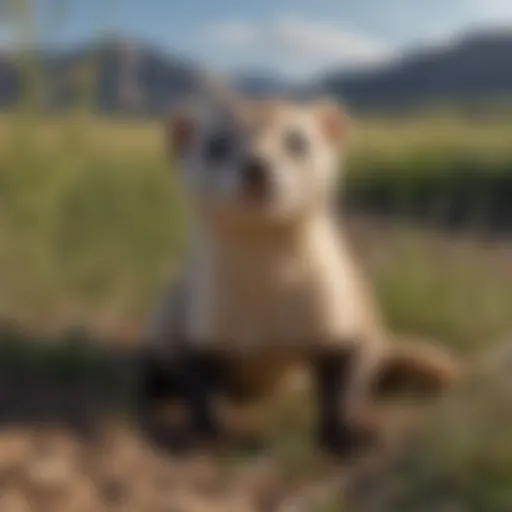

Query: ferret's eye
left=284, top=130, right=308, bottom=158
left=203, top=133, right=232, bottom=164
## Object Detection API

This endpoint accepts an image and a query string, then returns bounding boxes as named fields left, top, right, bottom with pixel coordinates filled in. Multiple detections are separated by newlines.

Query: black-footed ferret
left=139, top=97, right=459, bottom=457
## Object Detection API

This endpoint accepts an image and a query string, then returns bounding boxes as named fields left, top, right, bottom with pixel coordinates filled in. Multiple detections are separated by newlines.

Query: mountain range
left=0, top=38, right=205, bottom=115
left=321, top=29, right=512, bottom=111
left=1, top=29, right=512, bottom=114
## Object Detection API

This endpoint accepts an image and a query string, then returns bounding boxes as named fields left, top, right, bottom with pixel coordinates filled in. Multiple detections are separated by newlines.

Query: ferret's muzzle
left=240, top=156, right=272, bottom=202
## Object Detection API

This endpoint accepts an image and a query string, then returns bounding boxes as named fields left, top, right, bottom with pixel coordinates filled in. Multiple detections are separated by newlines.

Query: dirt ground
left=0, top=423, right=362, bottom=512
left=0, top=355, right=428, bottom=512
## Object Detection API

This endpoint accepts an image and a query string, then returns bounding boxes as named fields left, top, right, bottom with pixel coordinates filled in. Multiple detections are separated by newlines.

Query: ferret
left=139, top=96, right=459, bottom=457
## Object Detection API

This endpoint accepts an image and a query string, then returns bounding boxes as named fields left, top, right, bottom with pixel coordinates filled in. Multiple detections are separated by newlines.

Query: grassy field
left=1, top=113, right=512, bottom=348
left=1, top=113, right=512, bottom=510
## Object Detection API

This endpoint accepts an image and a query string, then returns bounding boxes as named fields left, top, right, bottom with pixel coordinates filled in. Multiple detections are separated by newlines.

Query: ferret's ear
left=313, top=99, right=349, bottom=146
left=165, top=109, right=195, bottom=158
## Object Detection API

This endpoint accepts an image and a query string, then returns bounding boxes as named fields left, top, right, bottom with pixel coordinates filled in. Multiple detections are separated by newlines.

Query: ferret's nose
left=241, top=156, right=271, bottom=200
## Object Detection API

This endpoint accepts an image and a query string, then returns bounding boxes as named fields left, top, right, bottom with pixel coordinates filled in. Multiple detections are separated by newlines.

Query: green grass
left=352, top=342, right=512, bottom=512
left=1, top=114, right=512, bottom=349
left=365, top=225, right=512, bottom=350
left=0, top=116, right=186, bottom=331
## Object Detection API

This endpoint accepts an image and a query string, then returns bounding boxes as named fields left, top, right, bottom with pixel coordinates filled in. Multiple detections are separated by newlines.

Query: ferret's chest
left=185, top=241, right=361, bottom=349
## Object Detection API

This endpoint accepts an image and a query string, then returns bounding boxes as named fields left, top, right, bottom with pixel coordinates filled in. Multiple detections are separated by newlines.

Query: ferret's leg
left=137, top=350, right=187, bottom=448
left=138, top=345, right=226, bottom=444
left=138, top=351, right=182, bottom=410
left=314, top=346, right=377, bottom=458
left=178, top=347, right=226, bottom=441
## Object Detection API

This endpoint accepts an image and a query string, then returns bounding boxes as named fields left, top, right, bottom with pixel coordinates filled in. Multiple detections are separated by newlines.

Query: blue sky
left=2, top=0, right=512, bottom=77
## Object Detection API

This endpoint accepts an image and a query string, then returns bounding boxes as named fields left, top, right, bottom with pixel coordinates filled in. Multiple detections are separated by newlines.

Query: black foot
left=314, top=347, right=380, bottom=460
left=136, top=353, right=187, bottom=450
left=137, top=354, right=181, bottom=406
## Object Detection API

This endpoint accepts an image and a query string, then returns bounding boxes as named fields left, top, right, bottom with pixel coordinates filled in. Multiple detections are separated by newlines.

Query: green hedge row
left=344, top=152, right=512, bottom=230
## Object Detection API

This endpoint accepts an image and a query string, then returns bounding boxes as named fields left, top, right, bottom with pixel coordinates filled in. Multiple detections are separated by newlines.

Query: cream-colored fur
left=184, top=214, right=384, bottom=352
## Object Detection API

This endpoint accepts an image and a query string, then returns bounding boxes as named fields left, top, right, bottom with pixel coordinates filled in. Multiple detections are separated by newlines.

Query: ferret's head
left=167, top=97, right=348, bottom=230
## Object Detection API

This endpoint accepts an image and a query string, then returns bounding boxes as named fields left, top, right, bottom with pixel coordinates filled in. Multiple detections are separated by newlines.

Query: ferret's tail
left=372, top=341, right=462, bottom=399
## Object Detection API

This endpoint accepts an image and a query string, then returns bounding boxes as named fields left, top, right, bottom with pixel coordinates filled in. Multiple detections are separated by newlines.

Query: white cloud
left=467, top=0, right=512, bottom=28
left=203, top=15, right=392, bottom=77
left=205, top=21, right=259, bottom=47
left=406, top=0, right=512, bottom=52
left=476, top=0, right=512, bottom=17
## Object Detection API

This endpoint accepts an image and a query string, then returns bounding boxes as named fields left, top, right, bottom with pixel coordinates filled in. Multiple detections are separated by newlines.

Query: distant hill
left=320, top=29, right=512, bottom=111
left=0, top=52, right=21, bottom=106
left=1, top=30, right=512, bottom=115
left=0, top=38, right=209, bottom=115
